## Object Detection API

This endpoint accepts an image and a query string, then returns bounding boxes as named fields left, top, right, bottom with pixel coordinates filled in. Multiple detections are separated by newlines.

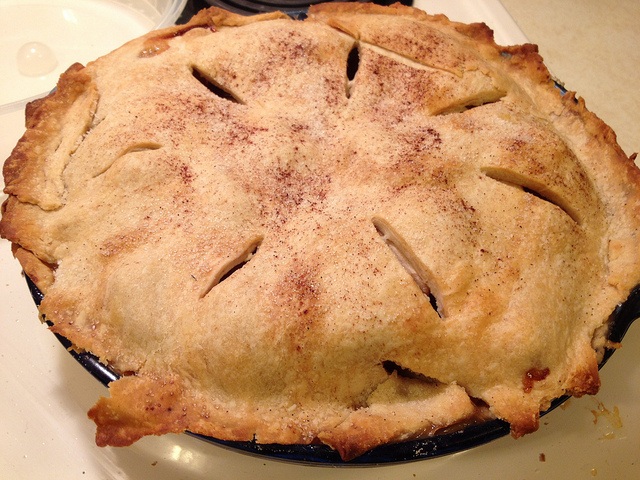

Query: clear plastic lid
left=0, top=0, right=187, bottom=113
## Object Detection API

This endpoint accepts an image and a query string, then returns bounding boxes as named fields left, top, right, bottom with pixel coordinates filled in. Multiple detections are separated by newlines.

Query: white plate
left=1, top=1, right=638, bottom=478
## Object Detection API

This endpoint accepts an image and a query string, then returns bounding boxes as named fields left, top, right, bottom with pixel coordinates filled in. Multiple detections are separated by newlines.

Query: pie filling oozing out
left=2, top=3, right=640, bottom=461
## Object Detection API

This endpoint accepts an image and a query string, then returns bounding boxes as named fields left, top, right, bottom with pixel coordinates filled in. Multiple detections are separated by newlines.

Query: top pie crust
left=2, top=2, right=640, bottom=461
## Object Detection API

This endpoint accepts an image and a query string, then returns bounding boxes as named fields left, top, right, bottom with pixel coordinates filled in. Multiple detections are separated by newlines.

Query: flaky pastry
left=2, top=2, right=640, bottom=461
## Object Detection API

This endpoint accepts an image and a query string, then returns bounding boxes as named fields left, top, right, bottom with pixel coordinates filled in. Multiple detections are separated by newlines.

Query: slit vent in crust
left=345, top=43, right=360, bottom=98
left=482, top=166, right=582, bottom=225
left=191, top=66, right=243, bottom=104
left=200, top=238, right=263, bottom=298
left=91, top=143, right=162, bottom=179
left=434, top=89, right=506, bottom=116
left=372, top=217, right=443, bottom=317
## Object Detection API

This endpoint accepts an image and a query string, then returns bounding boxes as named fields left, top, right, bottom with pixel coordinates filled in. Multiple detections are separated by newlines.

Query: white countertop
left=1, top=1, right=638, bottom=478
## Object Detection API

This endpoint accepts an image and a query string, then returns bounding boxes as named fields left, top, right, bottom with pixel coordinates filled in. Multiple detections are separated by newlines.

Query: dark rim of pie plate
left=24, top=274, right=640, bottom=465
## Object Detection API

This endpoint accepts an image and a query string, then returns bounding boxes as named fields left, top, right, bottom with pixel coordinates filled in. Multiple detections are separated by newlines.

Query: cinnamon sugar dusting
left=4, top=2, right=640, bottom=461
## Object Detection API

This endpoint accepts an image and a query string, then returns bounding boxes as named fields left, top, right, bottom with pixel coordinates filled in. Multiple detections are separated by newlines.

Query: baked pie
left=2, top=2, right=639, bottom=461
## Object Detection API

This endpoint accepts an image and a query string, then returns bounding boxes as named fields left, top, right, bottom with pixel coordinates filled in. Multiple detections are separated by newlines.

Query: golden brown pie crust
left=2, top=3, right=640, bottom=461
